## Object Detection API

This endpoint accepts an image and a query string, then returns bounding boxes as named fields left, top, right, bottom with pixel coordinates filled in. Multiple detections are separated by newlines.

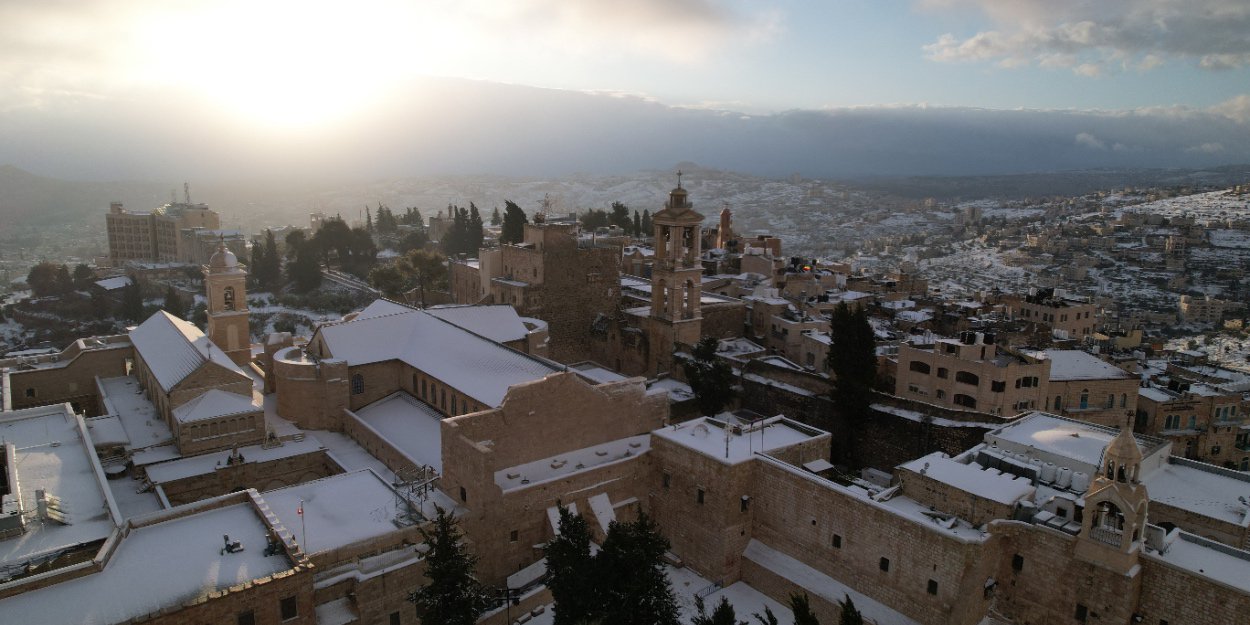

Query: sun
left=136, top=1, right=430, bottom=131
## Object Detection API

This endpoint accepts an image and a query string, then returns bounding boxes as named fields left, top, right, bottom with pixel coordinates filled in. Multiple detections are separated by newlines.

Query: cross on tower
left=676, top=169, right=683, bottom=189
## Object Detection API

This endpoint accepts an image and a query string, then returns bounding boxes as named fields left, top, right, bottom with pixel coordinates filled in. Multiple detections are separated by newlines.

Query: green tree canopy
left=26, top=261, right=67, bottom=297
left=598, top=513, right=680, bottom=625
left=826, top=302, right=877, bottom=420
left=609, top=201, right=631, bottom=230
left=72, top=264, right=95, bottom=290
left=368, top=265, right=408, bottom=300
left=838, top=595, right=863, bottom=625
left=399, top=249, right=447, bottom=308
left=500, top=201, right=527, bottom=245
left=547, top=506, right=597, bottom=625
left=790, top=593, right=820, bottom=625
left=692, top=596, right=747, bottom=625
left=683, top=337, right=736, bottom=417
left=120, top=279, right=144, bottom=322
left=490, top=206, right=502, bottom=226
left=580, top=209, right=609, bottom=230
left=409, top=507, right=491, bottom=625
left=163, top=285, right=186, bottom=320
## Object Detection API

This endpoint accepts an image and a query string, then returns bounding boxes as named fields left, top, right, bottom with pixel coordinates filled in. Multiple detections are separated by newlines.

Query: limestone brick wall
left=647, top=437, right=757, bottom=581
left=746, top=457, right=993, bottom=625
left=701, top=301, right=747, bottom=339
left=1134, top=554, right=1250, bottom=625
left=5, top=345, right=132, bottom=415
left=896, top=467, right=1018, bottom=528
left=154, top=450, right=341, bottom=506
left=987, top=521, right=1141, bottom=625
left=175, top=409, right=265, bottom=455
left=895, top=342, right=1049, bottom=416
left=149, top=565, right=315, bottom=625
left=273, top=357, right=348, bottom=430
left=167, top=363, right=253, bottom=414
left=1148, top=498, right=1250, bottom=550
left=1051, top=377, right=1137, bottom=428
left=347, top=361, right=405, bottom=411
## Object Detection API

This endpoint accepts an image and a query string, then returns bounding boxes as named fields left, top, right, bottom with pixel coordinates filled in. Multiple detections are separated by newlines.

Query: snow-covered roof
left=315, top=302, right=561, bottom=407
left=496, top=435, right=650, bottom=492
left=426, top=304, right=531, bottom=344
left=1144, top=532, right=1250, bottom=593
left=985, top=412, right=1164, bottom=477
left=1037, top=349, right=1134, bottom=381
left=652, top=415, right=825, bottom=465
left=0, top=498, right=292, bottom=624
left=94, top=276, right=132, bottom=291
left=260, top=470, right=418, bottom=554
left=351, top=393, right=444, bottom=473
left=0, top=405, right=121, bottom=574
left=98, top=375, right=174, bottom=449
left=171, top=389, right=260, bottom=424
left=568, top=362, right=628, bottom=385
left=129, top=311, right=247, bottom=392
left=899, top=452, right=1036, bottom=505
left=145, top=437, right=325, bottom=484
left=1144, top=459, right=1250, bottom=528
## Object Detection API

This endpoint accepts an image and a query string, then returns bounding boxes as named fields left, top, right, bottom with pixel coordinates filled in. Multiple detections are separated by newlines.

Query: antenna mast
left=183, top=182, right=191, bottom=204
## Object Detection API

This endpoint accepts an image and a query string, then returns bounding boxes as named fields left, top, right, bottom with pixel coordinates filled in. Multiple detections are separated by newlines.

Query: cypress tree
left=838, top=595, right=863, bottom=625
left=790, top=593, right=820, bottom=625
left=546, top=506, right=598, bottom=625
left=409, top=507, right=490, bottom=625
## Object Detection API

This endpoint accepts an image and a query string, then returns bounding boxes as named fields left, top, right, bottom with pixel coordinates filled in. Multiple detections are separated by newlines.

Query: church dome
left=209, top=243, right=238, bottom=269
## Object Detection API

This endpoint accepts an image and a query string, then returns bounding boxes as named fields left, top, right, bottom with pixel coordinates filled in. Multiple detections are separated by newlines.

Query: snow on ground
left=106, top=473, right=165, bottom=518
left=919, top=242, right=1033, bottom=296
left=1164, top=334, right=1250, bottom=372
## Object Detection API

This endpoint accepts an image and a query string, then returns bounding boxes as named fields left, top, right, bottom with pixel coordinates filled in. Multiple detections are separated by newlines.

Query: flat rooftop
left=98, top=375, right=174, bottom=450
left=652, top=415, right=825, bottom=465
left=0, top=498, right=294, bottom=624
left=351, top=392, right=444, bottom=473
left=144, top=437, right=325, bottom=484
left=261, top=470, right=420, bottom=555
left=0, top=404, right=120, bottom=577
left=496, top=435, right=650, bottom=492
left=984, top=411, right=1165, bottom=476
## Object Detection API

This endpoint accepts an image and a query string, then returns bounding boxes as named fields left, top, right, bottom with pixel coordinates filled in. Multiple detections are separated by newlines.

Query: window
left=909, top=361, right=931, bottom=374
left=955, top=371, right=979, bottom=386
left=351, top=374, right=364, bottom=395
left=280, top=596, right=298, bottom=620
left=697, top=488, right=705, bottom=504
left=1106, top=394, right=1115, bottom=409
left=1075, top=603, right=1088, bottom=623
left=991, top=380, right=1006, bottom=392
left=421, top=379, right=427, bottom=399
left=832, top=534, right=842, bottom=548
left=452, top=396, right=458, bottom=414
left=510, top=530, right=519, bottom=543
left=1079, top=389, right=1089, bottom=409
left=1211, top=446, right=1221, bottom=455
left=936, top=390, right=946, bottom=400
left=1164, top=414, right=1181, bottom=430
left=391, top=612, right=402, bottom=625
left=879, top=557, right=890, bottom=572
left=238, top=610, right=256, bottom=625
left=459, top=486, right=467, bottom=502
left=927, top=579, right=938, bottom=595
left=24, top=387, right=35, bottom=398
left=937, top=367, right=949, bottom=379
left=953, top=394, right=977, bottom=409
left=223, top=286, right=236, bottom=311
left=1120, top=393, right=1127, bottom=408
left=1011, top=554, right=1024, bottom=572
left=1054, top=395, right=1062, bottom=410
left=662, top=472, right=671, bottom=488
left=740, top=496, right=750, bottom=512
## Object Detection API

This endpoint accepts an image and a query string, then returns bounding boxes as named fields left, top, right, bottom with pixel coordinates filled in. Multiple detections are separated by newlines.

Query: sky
left=1, top=0, right=1248, bottom=180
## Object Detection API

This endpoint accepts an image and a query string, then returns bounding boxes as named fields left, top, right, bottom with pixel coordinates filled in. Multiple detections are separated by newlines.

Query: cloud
left=1212, top=95, right=1250, bottom=124
left=1185, top=142, right=1225, bottom=154
left=1075, top=132, right=1106, bottom=150
left=921, top=0, right=1250, bottom=75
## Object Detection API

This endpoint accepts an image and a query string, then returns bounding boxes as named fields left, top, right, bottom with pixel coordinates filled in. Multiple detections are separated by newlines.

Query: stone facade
left=2, top=336, right=132, bottom=415
left=896, top=333, right=1050, bottom=416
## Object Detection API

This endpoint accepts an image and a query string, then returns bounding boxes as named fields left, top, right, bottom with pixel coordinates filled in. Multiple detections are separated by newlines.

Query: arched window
left=351, top=374, right=364, bottom=395
left=1120, top=393, right=1127, bottom=408
left=953, top=394, right=977, bottom=409
left=1055, top=395, right=1062, bottom=410
left=955, top=371, right=980, bottom=386
left=1079, top=389, right=1089, bottom=409
left=909, top=361, right=931, bottom=374
left=223, top=286, right=236, bottom=311
left=1106, top=394, right=1115, bottom=409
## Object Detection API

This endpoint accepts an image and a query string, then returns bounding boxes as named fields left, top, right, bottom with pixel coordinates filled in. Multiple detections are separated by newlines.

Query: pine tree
left=790, top=593, right=820, bottom=625
left=286, top=240, right=322, bottom=292
left=120, top=279, right=144, bottom=322
left=633, top=210, right=642, bottom=237
left=500, top=201, right=528, bottom=245
left=491, top=206, right=503, bottom=226
left=163, top=285, right=185, bottom=319
left=598, top=513, right=680, bottom=625
left=692, top=596, right=746, bottom=625
left=72, top=264, right=95, bottom=290
left=826, top=302, right=877, bottom=420
left=257, top=229, right=282, bottom=291
left=409, top=507, right=490, bottom=625
left=365, top=205, right=374, bottom=233
left=399, top=249, right=447, bottom=308
left=838, top=595, right=862, bottom=625
left=641, top=210, right=652, bottom=236
left=683, top=337, right=736, bottom=417
left=467, top=203, right=484, bottom=254
left=546, top=505, right=598, bottom=625
left=609, top=201, right=631, bottom=230
left=753, top=606, right=779, bottom=625
left=54, top=264, right=74, bottom=294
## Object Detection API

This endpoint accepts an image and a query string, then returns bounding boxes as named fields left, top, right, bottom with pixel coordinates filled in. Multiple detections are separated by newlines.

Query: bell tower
left=1075, top=420, right=1149, bottom=575
left=647, top=172, right=705, bottom=375
left=204, top=239, right=252, bottom=366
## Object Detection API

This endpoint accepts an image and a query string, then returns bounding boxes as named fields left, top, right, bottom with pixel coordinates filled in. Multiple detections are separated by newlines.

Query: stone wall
left=1135, top=551, right=1250, bottom=625
left=6, top=344, right=132, bottom=415
left=153, top=449, right=341, bottom=506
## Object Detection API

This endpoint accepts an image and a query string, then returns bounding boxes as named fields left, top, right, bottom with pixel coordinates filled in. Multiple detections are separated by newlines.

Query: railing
left=1090, top=526, right=1122, bottom=547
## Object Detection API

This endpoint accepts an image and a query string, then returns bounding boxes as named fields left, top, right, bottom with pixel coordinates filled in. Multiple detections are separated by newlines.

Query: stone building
left=1137, top=360, right=1250, bottom=469
left=104, top=194, right=224, bottom=266
left=894, top=331, right=1051, bottom=416
left=1034, top=349, right=1139, bottom=426
left=1008, top=288, right=1098, bottom=339
left=204, top=240, right=253, bottom=367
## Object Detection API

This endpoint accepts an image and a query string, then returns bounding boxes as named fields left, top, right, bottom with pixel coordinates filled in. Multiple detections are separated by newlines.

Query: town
left=1, top=173, right=1249, bottom=625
